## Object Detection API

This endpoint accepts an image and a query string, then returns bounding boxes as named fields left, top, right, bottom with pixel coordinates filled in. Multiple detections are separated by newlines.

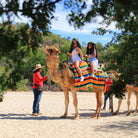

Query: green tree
left=66, top=0, right=138, bottom=98
left=1, top=0, right=137, bottom=101
left=96, top=42, right=105, bottom=62
left=0, top=23, right=42, bottom=101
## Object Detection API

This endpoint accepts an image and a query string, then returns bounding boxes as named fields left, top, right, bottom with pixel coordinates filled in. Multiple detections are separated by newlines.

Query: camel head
left=42, top=46, right=60, bottom=68
left=42, top=46, right=60, bottom=56
left=110, top=70, right=121, bottom=80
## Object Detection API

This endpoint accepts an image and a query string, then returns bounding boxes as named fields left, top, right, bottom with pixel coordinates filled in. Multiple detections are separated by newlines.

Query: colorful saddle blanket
left=70, top=61, right=106, bottom=91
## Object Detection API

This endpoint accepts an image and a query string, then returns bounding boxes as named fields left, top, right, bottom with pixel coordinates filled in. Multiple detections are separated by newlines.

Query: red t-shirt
left=32, top=72, right=48, bottom=89
left=105, top=79, right=113, bottom=92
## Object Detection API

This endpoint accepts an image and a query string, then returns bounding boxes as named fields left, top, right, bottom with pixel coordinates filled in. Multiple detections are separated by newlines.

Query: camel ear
left=42, top=46, right=49, bottom=55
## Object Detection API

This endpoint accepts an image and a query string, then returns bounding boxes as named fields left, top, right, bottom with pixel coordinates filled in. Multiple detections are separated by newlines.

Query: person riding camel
left=67, top=38, right=84, bottom=82
left=84, top=41, right=98, bottom=77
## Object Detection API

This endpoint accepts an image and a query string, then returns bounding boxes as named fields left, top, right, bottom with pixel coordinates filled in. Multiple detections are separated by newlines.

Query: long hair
left=69, top=40, right=81, bottom=53
left=87, top=42, right=98, bottom=58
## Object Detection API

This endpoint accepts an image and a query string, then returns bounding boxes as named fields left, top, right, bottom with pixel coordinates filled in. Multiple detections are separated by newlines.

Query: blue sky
left=49, top=1, right=117, bottom=46
left=0, top=0, right=117, bottom=46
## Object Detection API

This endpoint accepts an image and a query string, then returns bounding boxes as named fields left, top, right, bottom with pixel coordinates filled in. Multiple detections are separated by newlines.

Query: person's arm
left=67, top=52, right=72, bottom=57
left=84, top=54, right=88, bottom=59
left=43, top=75, right=49, bottom=81
left=35, top=73, right=48, bottom=82
left=76, top=47, right=83, bottom=60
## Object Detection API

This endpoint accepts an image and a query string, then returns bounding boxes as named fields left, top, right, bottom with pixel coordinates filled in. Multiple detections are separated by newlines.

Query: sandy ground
left=0, top=91, right=138, bottom=138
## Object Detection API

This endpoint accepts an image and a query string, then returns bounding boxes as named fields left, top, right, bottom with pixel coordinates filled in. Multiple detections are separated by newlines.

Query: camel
left=111, top=71, right=138, bottom=115
left=42, top=46, right=105, bottom=119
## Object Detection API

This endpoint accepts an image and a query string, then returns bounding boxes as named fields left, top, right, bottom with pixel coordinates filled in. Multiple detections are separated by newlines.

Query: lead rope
left=44, top=55, right=51, bottom=90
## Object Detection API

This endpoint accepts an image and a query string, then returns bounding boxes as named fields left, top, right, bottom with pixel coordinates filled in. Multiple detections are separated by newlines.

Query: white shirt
left=72, top=47, right=81, bottom=63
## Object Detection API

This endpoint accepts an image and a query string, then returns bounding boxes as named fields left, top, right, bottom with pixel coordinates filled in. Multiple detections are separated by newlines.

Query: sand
left=0, top=91, right=138, bottom=138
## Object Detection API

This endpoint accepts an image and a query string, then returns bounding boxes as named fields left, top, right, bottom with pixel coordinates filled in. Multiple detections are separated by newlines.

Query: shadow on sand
left=0, top=113, right=74, bottom=120
left=93, top=119, right=138, bottom=136
left=78, top=108, right=138, bottom=118
left=0, top=109, right=137, bottom=120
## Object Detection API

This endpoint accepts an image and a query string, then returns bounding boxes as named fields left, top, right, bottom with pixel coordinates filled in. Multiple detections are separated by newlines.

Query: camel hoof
left=60, top=115, right=67, bottom=118
left=127, top=112, right=131, bottom=116
left=97, top=117, right=101, bottom=119
left=91, top=115, right=96, bottom=118
left=113, top=112, right=119, bottom=115
left=73, top=116, right=79, bottom=120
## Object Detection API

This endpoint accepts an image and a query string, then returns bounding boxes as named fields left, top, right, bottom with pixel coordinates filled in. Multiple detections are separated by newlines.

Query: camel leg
left=61, top=87, right=69, bottom=118
left=71, top=87, right=79, bottom=120
left=134, top=93, right=138, bottom=113
left=97, top=92, right=103, bottom=119
left=127, top=90, right=132, bottom=116
left=113, top=98, right=122, bottom=115
left=91, top=92, right=99, bottom=118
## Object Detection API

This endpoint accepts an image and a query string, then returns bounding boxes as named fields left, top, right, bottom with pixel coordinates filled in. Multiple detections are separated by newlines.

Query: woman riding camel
left=67, top=38, right=84, bottom=82
left=84, top=41, right=98, bottom=77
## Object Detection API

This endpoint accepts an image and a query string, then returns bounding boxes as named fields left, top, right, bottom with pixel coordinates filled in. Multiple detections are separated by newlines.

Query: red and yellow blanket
left=70, top=61, right=105, bottom=91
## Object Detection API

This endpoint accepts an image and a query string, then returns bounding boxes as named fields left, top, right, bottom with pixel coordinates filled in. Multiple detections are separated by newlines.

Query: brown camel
left=111, top=71, right=138, bottom=115
left=43, top=46, right=105, bottom=119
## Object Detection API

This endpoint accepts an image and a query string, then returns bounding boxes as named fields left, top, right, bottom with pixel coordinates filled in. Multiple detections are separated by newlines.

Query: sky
left=50, top=1, right=117, bottom=46
left=0, top=0, right=117, bottom=47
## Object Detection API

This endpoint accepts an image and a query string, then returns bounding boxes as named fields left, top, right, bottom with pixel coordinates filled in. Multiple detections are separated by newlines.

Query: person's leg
left=109, top=95, right=112, bottom=109
left=103, top=92, right=108, bottom=109
left=75, top=60, right=82, bottom=76
left=33, top=88, right=40, bottom=113
left=90, top=61, right=94, bottom=74
left=75, top=60, right=84, bottom=81
left=36, top=92, right=42, bottom=113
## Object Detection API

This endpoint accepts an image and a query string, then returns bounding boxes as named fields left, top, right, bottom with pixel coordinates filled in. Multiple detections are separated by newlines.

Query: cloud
left=0, top=0, right=117, bottom=34
left=51, top=11, right=98, bottom=34
left=51, top=3, right=117, bottom=34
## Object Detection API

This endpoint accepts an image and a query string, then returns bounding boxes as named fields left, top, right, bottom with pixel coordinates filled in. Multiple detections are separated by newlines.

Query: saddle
left=68, top=61, right=106, bottom=91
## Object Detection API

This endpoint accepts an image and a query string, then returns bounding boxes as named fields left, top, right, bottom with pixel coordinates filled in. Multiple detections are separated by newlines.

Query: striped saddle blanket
left=70, top=61, right=105, bottom=91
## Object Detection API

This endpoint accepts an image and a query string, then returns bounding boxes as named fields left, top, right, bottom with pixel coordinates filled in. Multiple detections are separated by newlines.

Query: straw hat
left=33, top=64, right=45, bottom=72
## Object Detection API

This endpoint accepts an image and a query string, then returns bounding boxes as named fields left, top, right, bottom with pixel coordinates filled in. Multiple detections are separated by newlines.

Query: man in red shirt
left=32, top=64, right=48, bottom=116
left=102, top=75, right=113, bottom=110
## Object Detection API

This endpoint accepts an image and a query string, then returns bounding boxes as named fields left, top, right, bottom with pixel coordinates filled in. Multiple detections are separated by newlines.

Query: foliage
left=66, top=0, right=138, bottom=98
left=0, top=0, right=63, bottom=34
left=16, top=79, right=29, bottom=91
left=0, top=22, right=75, bottom=101
left=0, top=23, right=42, bottom=101
left=1, top=0, right=136, bottom=101
left=88, top=87, right=93, bottom=92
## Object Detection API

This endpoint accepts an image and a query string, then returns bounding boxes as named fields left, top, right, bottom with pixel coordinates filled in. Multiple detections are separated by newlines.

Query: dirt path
left=0, top=91, right=138, bottom=138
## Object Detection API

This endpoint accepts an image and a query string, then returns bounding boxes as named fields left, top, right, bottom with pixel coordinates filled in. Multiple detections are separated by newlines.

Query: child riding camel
left=84, top=42, right=98, bottom=77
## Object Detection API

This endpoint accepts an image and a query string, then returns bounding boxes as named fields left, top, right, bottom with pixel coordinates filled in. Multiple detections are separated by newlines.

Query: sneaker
left=102, top=107, right=106, bottom=110
left=80, top=76, right=84, bottom=82
left=32, top=113, right=38, bottom=116
left=37, top=113, right=42, bottom=115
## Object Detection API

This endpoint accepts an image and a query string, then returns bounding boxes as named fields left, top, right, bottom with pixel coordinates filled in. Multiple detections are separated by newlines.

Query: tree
left=0, top=0, right=137, bottom=100
left=0, top=0, right=64, bottom=101
left=67, top=0, right=138, bottom=98
left=0, top=22, right=42, bottom=101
